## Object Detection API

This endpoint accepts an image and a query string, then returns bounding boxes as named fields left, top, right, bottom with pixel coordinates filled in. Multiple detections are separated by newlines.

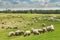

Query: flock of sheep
left=8, top=24, right=54, bottom=37
left=1, top=15, right=59, bottom=29
left=1, top=15, right=60, bottom=37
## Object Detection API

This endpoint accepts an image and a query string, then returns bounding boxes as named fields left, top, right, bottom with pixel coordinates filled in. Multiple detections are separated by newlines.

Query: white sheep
left=48, top=17, right=54, bottom=21
left=55, top=19, right=60, bottom=21
left=38, top=29, right=43, bottom=33
left=31, top=28, right=39, bottom=35
left=8, top=31, right=15, bottom=37
left=42, top=27, right=47, bottom=33
left=24, top=30, right=31, bottom=36
left=1, top=26, right=5, bottom=29
left=15, top=30, right=24, bottom=36
left=47, top=25, right=54, bottom=32
left=1, top=25, right=7, bottom=29
left=6, top=27, right=12, bottom=29
left=13, top=25, right=18, bottom=29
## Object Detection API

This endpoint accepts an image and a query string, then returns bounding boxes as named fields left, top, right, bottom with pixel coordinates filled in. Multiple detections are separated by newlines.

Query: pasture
left=0, top=14, right=60, bottom=40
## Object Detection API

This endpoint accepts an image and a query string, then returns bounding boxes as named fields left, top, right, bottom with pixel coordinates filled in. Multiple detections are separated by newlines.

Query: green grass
left=0, top=14, right=60, bottom=40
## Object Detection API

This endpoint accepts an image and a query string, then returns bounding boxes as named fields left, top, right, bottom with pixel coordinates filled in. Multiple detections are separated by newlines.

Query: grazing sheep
left=42, top=27, right=47, bottom=33
left=38, top=18, right=41, bottom=21
left=8, top=31, right=15, bottom=37
left=1, top=26, right=5, bottom=29
left=20, top=16, right=25, bottom=20
left=47, top=25, right=54, bottom=32
left=43, top=17, right=48, bottom=20
left=50, top=17, right=54, bottom=20
left=35, top=17, right=41, bottom=21
left=42, top=23, right=46, bottom=27
left=24, top=30, right=31, bottom=37
left=15, top=30, right=24, bottom=36
left=55, top=19, right=60, bottom=21
left=38, top=29, right=43, bottom=33
left=6, top=27, right=12, bottom=29
left=13, top=25, right=18, bottom=29
left=48, top=17, right=54, bottom=21
left=2, top=22, right=6, bottom=24
left=2, top=22, right=4, bottom=24
left=1, top=25, right=6, bottom=29
left=31, top=28, right=39, bottom=35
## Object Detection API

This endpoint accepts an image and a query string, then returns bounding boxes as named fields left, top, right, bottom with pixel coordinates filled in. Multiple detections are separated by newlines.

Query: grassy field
left=0, top=14, right=60, bottom=40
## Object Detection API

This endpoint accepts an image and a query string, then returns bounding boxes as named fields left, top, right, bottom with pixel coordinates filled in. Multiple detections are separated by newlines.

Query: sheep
left=2, top=22, right=4, bottom=24
left=42, top=27, right=47, bottom=33
left=2, top=22, right=6, bottom=24
left=1, top=25, right=6, bottom=29
left=13, top=26, right=18, bottom=29
left=31, top=28, right=39, bottom=35
left=48, top=17, right=54, bottom=21
left=49, top=25, right=54, bottom=30
left=46, top=25, right=54, bottom=32
left=38, top=29, right=43, bottom=33
left=4, top=25, right=12, bottom=29
left=8, top=31, right=15, bottom=37
left=50, top=17, right=54, bottom=20
left=20, top=16, right=25, bottom=20
left=38, top=18, right=41, bottom=21
left=55, top=19, right=60, bottom=21
left=1, top=26, right=5, bottom=29
left=24, top=30, right=31, bottom=37
left=6, top=27, right=12, bottom=29
left=1, top=25, right=13, bottom=29
left=43, top=17, right=48, bottom=20
left=42, top=23, right=46, bottom=27
left=15, top=30, right=24, bottom=36
left=35, top=17, right=41, bottom=21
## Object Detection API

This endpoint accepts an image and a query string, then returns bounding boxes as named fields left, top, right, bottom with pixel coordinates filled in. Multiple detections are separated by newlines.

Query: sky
left=0, top=0, right=60, bottom=10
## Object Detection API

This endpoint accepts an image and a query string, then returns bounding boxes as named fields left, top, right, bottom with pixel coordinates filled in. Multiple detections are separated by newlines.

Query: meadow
left=0, top=13, right=60, bottom=40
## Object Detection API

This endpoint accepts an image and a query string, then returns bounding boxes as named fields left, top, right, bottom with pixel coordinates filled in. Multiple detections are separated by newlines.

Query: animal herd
left=8, top=24, right=54, bottom=37
left=1, top=16, right=60, bottom=29
left=0, top=15, right=59, bottom=37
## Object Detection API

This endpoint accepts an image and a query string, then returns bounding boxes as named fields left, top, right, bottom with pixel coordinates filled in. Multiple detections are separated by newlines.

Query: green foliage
left=0, top=10, right=60, bottom=14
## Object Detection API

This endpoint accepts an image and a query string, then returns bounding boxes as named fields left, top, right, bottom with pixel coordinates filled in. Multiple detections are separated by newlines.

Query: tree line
left=0, top=9, right=60, bottom=14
